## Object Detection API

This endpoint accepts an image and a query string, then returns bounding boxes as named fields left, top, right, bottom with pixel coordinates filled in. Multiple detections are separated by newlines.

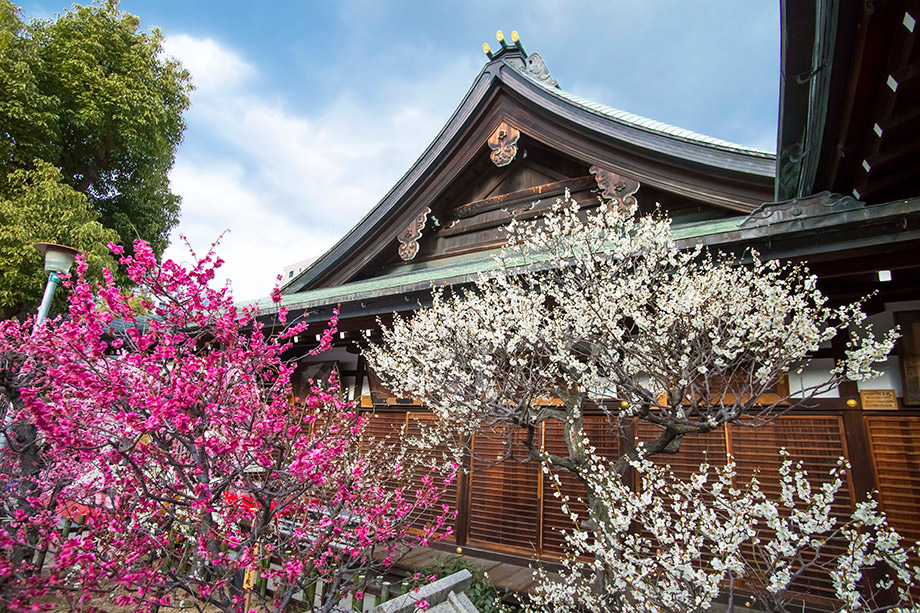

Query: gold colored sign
left=859, top=389, right=899, bottom=411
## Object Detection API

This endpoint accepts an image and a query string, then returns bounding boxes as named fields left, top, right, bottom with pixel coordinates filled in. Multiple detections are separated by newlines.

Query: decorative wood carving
left=589, top=165, right=640, bottom=213
left=397, top=207, right=430, bottom=261
left=487, top=122, right=520, bottom=167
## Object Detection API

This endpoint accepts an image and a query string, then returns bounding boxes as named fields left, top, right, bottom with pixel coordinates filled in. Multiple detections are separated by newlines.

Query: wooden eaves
left=254, top=194, right=920, bottom=327
left=776, top=0, right=920, bottom=204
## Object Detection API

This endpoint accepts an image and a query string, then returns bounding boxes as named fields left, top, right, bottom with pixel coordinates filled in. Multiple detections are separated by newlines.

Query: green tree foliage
left=0, top=0, right=191, bottom=317
left=0, top=162, right=119, bottom=319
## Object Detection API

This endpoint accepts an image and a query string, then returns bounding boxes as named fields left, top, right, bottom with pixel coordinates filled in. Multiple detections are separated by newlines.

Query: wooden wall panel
left=541, top=416, right=620, bottom=558
left=357, top=406, right=913, bottom=611
left=730, top=416, right=853, bottom=508
left=405, top=412, right=458, bottom=541
left=359, top=411, right=458, bottom=541
left=865, top=416, right=920, bottom=554
left=468, top=425, right=541, bottom=553
left=730, top=416, right=853, bottom=604
left=360, top=410, right=406, bottom=444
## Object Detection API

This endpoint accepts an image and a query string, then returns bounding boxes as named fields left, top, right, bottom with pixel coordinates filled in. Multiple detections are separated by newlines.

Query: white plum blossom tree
left=365, top=192, right=905, bottom=608
left=526, top=450, right=920, bottom=612
left=366, top=192, right=896, bottom=496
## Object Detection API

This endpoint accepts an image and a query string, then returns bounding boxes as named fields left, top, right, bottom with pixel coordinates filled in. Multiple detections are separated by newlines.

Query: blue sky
left=21, top=1, right=780, bottom=300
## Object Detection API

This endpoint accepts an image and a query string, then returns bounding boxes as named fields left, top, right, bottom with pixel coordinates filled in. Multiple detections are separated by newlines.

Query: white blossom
left=527, top=452, right=920, bottom=613
left=366, top=192, right=896, bottom=451
left=364, top=192, right=906, bottom=612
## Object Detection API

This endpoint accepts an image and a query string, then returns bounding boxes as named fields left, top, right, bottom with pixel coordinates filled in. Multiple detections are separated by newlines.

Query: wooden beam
left=810, top=252, right=920, bottom=278
left=860, top=137, right=920, bottom=176
left=886, top=59, right=920, bottom=94
left=450, top=175, right=594, bottom=220
left=872, top=105, right=920, bottom=149
left=437, top=187, right=597, bottom=238
left=853, top=163, right=920, bottom=201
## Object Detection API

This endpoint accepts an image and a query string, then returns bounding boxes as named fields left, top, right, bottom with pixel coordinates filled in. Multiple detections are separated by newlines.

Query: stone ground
left=41, top=547, right=550, bottom=610
left=392, top=546, right=559, bottom=594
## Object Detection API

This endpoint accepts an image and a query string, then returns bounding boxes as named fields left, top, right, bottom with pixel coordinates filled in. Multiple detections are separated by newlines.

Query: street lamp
left=33, top=242, right=80, bottom=326
left=0, top=243, right=80, bottom=452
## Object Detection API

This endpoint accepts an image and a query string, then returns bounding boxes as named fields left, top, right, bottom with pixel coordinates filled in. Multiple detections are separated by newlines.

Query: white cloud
left=163, top=34, right=476, bottom=301
left=163, top=161, right=334, bottom=302
left=162, top=34, right=255, bottom=96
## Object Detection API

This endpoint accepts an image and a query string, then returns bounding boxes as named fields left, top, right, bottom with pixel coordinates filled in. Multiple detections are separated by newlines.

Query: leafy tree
left=0, top=243, right=456, bottom=612
left=0, top=161, right=119, bottom=318
left=0, top=0, right=191, bottom=316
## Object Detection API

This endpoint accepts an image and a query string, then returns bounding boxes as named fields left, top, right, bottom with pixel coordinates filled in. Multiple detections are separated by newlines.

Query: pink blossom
left=0, top=240, right=455, bottom=613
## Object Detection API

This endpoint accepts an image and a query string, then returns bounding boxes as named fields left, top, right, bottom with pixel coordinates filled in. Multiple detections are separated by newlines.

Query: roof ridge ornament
left=524, top=52, right=559, bottom=88
left=482, top=31, right=559, bottom=88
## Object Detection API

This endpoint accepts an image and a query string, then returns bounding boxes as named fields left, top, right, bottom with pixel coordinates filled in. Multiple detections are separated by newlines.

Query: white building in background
left=282, top=257, right=317, bottom=284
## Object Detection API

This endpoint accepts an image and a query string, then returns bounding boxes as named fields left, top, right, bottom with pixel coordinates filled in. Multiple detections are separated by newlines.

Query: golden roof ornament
left=481, top=31, right=558, bottom=88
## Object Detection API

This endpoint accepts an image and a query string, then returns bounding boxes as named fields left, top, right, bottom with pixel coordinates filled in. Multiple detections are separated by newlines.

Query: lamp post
left=32, top=243, right=80, bottom=326
left=0, top=244, right=80, bottom=454
left=0, top=244, right=81, bottom=570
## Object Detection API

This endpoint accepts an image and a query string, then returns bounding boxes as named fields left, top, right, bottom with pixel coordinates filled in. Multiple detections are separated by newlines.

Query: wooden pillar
left=832, top=335, right=880, bottom=500
left=621, top=416, right=638, bottom=492
left=833, top=335, right=894, bottom=606
left=454, top=434, right=473, bottom=546
left=353, top=355, right=366, bottom=402
left=841, top=410, right=880, bottom=500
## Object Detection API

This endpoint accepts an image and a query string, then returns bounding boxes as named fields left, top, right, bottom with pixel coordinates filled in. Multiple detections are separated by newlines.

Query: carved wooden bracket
left=397, top=207, right=431, bottom=261
left=487, top=121, right=520, bottom=167
left=589, top=165, right=640, bottom=213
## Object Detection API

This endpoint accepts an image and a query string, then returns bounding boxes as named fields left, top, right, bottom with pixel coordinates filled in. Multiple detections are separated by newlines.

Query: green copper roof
left=250, top=197, right=920, bottom=317
left=249, top=250, right=503, bottom=312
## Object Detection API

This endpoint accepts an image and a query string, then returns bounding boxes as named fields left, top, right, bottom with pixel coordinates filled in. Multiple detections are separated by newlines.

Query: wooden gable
left=360, top=136, right=745, bottom=279
left=284, top=48, right=775, bottom=293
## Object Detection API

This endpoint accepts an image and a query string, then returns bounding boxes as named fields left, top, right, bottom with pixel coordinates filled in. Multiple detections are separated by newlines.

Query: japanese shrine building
left=255, top=3, right=920, bottom=594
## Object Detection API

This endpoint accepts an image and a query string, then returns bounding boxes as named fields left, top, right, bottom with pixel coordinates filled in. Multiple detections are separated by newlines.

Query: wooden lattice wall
left=359, top=407, right=920, bottom=603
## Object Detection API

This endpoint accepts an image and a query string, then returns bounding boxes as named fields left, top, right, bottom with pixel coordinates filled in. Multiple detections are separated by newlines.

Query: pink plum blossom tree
left=0, top=240, right=455, bottom=612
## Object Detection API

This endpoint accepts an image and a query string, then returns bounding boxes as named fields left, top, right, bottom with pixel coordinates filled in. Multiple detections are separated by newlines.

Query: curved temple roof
left=284, top=49, right=776, bottom=295
left=518, top=71, right=774, bottom=159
